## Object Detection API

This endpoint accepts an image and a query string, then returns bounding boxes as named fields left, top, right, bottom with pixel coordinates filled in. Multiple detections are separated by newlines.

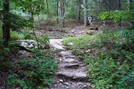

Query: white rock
left=62, top=58, right=77, bottom=63
left=18, top=40, right=42, bottom=49
left=60, top=51, right=72, bottom=56
left=67, top=42, right=73, bottom=46
left=52, top=44, right=64, bottom=50
left=56, top=71, right=87, bottom=79
left=49, top=39, right=65, bottom=50
left=85, top=49, right=91, bottom=53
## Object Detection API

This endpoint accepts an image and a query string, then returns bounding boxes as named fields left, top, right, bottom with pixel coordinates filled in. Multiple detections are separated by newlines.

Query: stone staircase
left=49, top=39, right=93, bottom=89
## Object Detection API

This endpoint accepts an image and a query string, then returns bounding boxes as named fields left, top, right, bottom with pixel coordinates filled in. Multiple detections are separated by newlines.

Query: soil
left=36, top=20, right=102, bottom=38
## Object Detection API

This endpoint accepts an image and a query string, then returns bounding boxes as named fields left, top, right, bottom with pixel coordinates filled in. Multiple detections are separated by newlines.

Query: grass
left=63, top=31, right=102, bottom=49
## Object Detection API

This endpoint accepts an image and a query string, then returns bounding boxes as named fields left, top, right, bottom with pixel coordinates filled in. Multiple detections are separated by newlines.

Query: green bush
left=10, top=30, right=24, bottom=40
left=86, top=52, right=134, bottom=89
left=0, top=41, right=57, bottom=88
left=7, top=56, right=57, bottom=89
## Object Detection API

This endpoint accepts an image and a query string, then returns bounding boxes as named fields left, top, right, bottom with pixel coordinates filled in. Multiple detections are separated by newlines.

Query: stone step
left=50, top=39, right=65, bottom=50
left=58, top=63, right=80, bottom=69
left=61, top=57, right=79, bottom=63
left=51, top=44, right=65, bottom=50
left=59, top=50, right=73, bottom=57
left=56, top=71, right=87, bottom=80
left=50, top=79, right=92, bottom=89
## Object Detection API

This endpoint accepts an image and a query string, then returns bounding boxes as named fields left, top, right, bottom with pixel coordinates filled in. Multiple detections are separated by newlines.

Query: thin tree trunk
left=60, top=0, right=65, bottom=28
left=127, top=0, right=134, bottom=28
left=77, top=0, right=81, bottom=21
left=117, top=0, right=121, bottom=27
left=83, top=0, right=88, bottom=27
left=56, top=0, right=59, bottom=22
left=46, top=0, right=50, bottom=18
left=38, top=15, right=40, bottom=26
left=127, top=0, right=132, bottom=10
left=2, top=0, right=10, bottom=46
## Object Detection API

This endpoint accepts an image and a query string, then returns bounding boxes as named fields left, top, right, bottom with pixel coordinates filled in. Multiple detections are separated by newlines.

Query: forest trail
left=49, top=39, right=93, bottom=89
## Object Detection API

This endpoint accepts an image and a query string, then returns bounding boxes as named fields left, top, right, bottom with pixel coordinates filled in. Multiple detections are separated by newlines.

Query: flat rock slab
left=50, top=80, right=92, bottom=89
left=52, top=44, right=65, bottom=50
left=50, top=39, right=65, bottom=50
left=59, top=50, right=73, bottom=57
left=62, top=58, right=78, bottom=63
left=64, top=63, right=79, bottom=69
left=50, top=39, right=63, bottom=44
left=56, top=71, right=87, bottom=80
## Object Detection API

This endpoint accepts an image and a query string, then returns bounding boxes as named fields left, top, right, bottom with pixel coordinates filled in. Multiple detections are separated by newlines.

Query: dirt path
left=49, top=39, right=93, bottom=89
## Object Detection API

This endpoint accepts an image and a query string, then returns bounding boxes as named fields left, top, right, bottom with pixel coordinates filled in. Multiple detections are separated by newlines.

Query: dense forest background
left=0, top=0, right=134, bottom=89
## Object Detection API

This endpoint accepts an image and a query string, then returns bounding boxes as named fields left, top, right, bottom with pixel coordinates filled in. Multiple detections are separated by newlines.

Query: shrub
left=7, top=56, right=57, bottom=89
left=86, top=52, right=134, bottom=89
left=0, top=42, right=57, bottom=88
left=10, top=30, right=24, bottom=40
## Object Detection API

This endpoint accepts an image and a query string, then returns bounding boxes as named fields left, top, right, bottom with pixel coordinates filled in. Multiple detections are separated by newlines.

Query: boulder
left=17, top=40, right=43, bottom=49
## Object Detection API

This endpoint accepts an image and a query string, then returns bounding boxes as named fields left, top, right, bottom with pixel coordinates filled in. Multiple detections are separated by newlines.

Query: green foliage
left=86, top=51, right=134, bottom=89
left=0, top=29, right=2, bottom=39
left=22, top=29, right=50, bottom=48
left=21, top=29, right=33, bottom=39
left=100, top=10, right=133, bottom=23
left=0, top=38, right=56, bottom=88
left=10, top=30, right=24, bottom=40
left=63, top=32, right=102, bottom=49
left=63, top=28, right=134, bottom=89
left=36, top=33, right=50, bottom=47
left=6, top=53, right=57, bottom=88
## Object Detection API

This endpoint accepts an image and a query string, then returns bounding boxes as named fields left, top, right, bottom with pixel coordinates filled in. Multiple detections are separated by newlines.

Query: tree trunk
left=56, top=0, right=59, bottom=22
left=83, top=0, right=88, bottom=27
left=2, top=0, right=10, bottom=46
left=60, top=0, right=65, bottom=28
left=117, top=0, right=121, bottom=27
left=127, top=0, right=134, bottom=28
left=77, top=0, right=81, bottom=21
left=46, top=0, right=50, bottom=18
left=127, top=0, right=132, bottom=10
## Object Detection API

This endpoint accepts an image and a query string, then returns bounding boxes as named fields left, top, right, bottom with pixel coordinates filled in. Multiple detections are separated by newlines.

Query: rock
left=56, top=71, right=87, bottom=79
left=67, top=42, right=73, bottom=46
left=17, top=40, right=43, bottom=49
left=85, top=49, right=91, bottom=53
left=62, top=58, right=78, bottom=63
left=51, top=44, right=65, bottom=50
left=64, top=63, right=79, bottom=68
left=59, top=51, right=72, bottom=57
left=18, top=50, right=28, bottom=54
left=63, top=82, right=70, bottom=86
left=50, top=39, right=65, bottom=50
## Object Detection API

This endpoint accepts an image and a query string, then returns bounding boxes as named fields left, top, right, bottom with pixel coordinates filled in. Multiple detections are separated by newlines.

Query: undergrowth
left=63, top=28, right=134, bottom=89
left=0, top=41, right=57, bottom=89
